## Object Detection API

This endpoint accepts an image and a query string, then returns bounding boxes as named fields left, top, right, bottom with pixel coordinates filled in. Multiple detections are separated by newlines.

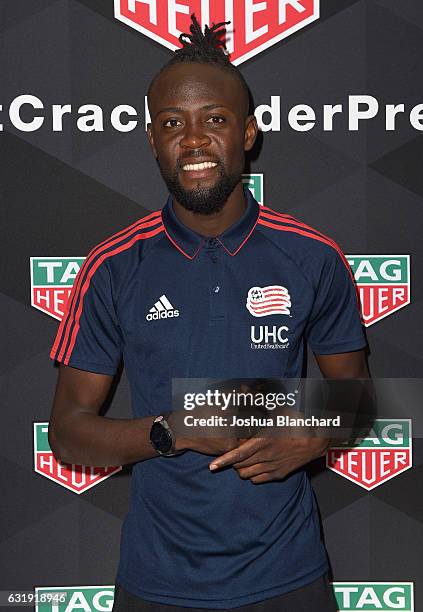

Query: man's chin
left=179, top=179, right=218, bottom=197
left=162, top=170, right=241, bottom=215
left=178, top=188, right=228, bottom=214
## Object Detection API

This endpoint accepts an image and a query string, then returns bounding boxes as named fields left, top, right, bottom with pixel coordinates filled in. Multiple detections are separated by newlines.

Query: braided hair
left=148, top=13, right=250, bottom=116
left=170, top=13, right=231, bottom=65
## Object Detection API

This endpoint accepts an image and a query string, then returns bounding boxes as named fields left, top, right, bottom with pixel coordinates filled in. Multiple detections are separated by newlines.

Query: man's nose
left=179, top=122, right=211, bottom=149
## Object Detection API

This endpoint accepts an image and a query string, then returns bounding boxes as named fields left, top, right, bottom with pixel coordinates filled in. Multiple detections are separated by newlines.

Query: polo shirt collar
left=161, top=186, right=260, bottom=259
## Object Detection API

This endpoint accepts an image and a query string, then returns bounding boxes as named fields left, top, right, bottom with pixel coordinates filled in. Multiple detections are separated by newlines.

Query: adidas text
left=146, top=309, right=179, bottom=321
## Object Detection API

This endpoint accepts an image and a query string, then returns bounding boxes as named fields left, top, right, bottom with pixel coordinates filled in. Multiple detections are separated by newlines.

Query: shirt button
left=212, top=286, right=220, bottom=293
left=211, top=256, right=218, bottom=263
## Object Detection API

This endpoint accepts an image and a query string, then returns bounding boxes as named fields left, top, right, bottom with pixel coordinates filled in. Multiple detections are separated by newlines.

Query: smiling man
left=148, top=68, right=250, bottom=217
left=146, top=20, right=257, bottom=233
left=49, top=14, right=368, bottom=612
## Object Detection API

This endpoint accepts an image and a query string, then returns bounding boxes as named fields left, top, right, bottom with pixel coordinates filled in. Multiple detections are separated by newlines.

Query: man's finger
left=209, top=438, right=260, bottom=470
left=250, top=473, right=274, bottom=484
left=232, top=451, right=272, bottom=469
left=236, top=463, right=273, bottom=480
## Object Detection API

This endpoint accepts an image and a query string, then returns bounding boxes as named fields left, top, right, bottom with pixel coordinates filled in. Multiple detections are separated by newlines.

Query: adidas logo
left=146, top=295, right=180, bottom=321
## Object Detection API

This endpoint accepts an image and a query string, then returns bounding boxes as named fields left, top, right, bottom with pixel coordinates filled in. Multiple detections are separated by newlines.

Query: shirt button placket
left=206, top=239, right=225, bottom=322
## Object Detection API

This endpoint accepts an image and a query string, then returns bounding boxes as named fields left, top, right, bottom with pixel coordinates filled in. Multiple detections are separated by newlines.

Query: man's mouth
left=181, top=161, right=218, bottom=172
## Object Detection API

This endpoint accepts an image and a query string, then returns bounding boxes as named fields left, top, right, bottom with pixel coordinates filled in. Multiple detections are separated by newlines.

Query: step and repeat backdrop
left=1, top=1, right=422, bottom=610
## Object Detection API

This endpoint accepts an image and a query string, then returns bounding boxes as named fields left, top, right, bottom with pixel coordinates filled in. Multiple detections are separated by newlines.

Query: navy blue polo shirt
left=50, top=187, right=366, bottom=609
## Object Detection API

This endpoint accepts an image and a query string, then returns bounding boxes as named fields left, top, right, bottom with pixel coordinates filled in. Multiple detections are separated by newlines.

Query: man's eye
left=207, top=116, right=225, bottom=124
left=163, top=119, right=182, bottom=127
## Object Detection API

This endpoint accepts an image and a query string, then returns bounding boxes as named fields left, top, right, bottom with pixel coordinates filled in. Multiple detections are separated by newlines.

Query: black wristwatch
left=150, top=412, right=183, bottom=457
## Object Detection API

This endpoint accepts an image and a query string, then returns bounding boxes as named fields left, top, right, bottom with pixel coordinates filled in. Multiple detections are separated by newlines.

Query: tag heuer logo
left=34, top=585, right=115, bottom=612
left=33, top=423, right=121, bottom=494
left=114, top=1, right=319, bottom=65
left=347, top=255, right=410, bottom=327
left=30, top=257, right=85, bottom=321
left=327, top=419, right=412, bottom=490
left=333, top=582, right=414, bottom=611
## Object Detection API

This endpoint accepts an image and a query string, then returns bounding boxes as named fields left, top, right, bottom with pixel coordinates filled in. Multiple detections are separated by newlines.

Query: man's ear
left=147, top=123, right=158, bottom=159
left=244, top=114, right=258, bottom=152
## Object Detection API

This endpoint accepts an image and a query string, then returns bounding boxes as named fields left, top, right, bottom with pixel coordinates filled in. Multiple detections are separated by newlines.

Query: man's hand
left=178, top=436, right=241, bottom=456
left=168, top=408, right=241, bottom=456
left=209, top=436, right=330, bottom=483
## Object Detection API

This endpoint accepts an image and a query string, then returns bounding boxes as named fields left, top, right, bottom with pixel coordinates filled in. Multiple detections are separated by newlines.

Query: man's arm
left=314, top=348, right=372, bottom=451
left=309, top=348, right=371, bottom=453
left=314, top=348, right=369, bottom=379
left=49, top=364, right=239, bottom=467
left=48, top=364, right=159, bottom=466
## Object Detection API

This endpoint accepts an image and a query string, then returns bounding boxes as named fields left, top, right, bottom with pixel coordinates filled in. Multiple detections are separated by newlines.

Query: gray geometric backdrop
left=1, top=1, right=422, bottom=610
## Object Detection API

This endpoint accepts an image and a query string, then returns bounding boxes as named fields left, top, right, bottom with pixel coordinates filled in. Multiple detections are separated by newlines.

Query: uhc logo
left=114, top=1, right=319, bottom=65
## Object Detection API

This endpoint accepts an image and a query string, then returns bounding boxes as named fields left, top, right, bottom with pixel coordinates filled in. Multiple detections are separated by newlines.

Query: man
left=49, top=15, right=369, bottom=612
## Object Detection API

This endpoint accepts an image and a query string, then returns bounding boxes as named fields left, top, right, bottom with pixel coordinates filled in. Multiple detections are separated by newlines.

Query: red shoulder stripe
left=261, top=205, right=296, bottom=221
left=259, top=211, right=362, bottom=314
left=258, top=209, right=354, bottom=281
left=51, top=211, right=162, bottom=361
left=257, top=216, right=355, bottom=284
left=62, top=223, right=164, bottom=364
left=50, top=211, right=162, bottom=362
left=261, top=207, right=339, bottom=250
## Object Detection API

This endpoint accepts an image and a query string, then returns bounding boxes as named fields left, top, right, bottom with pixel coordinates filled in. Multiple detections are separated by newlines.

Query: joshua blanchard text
left=184, top=415, right=341, bottom=427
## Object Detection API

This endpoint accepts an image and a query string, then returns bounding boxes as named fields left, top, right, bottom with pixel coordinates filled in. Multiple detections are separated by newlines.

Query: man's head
left=147, top=15, right=258, bottom=215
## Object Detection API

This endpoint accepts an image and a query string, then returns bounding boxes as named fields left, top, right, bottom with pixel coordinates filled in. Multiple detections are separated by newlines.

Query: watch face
left=150, top=422, right=173, bottom=453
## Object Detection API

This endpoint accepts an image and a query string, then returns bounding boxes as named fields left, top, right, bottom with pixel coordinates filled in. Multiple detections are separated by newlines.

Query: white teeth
left=182, top=162, right=218, bottom=171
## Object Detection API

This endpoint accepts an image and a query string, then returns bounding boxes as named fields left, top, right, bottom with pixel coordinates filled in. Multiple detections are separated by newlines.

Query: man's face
left=147, top=63, right=257, bottom=215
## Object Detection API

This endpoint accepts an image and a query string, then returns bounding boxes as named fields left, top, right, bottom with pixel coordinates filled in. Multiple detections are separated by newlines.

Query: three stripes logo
left=146, top=294, right=180, bottom=321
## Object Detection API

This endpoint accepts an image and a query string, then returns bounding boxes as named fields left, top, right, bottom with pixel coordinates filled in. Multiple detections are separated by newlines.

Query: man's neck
left=172, top=182, right=247, bottom=238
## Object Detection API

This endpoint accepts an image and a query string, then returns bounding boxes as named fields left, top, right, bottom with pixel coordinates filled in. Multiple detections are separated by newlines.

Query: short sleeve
left=305, top=250, right=366, bottom=355
left=49, top=260, right=122, bottom=375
